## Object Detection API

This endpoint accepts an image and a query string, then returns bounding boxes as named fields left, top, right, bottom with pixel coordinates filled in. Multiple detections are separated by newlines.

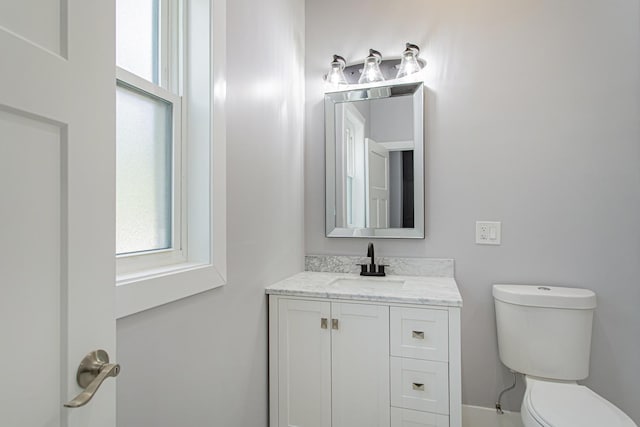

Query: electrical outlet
left=476, top=221, right=501, bottom=245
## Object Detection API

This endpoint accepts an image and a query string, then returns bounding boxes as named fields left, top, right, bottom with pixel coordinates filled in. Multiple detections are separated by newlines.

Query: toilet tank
left=493, top=284, right=596, bottom=381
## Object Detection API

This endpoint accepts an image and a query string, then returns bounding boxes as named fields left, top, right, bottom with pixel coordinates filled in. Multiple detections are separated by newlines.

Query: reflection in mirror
left=325, top=82, right=424, bottom=238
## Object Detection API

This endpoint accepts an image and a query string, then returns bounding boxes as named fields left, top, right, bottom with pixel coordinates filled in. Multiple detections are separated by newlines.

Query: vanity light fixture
left=396, top=43, right=423, bottom=79
left=358, top=49, right=385, bottom=84
left=324, top=45, right=426, bottom=85
left=325, top=54, right=348, bottom=85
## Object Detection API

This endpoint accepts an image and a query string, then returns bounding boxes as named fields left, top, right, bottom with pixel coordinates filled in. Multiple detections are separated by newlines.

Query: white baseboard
left=462, top=405, right=523, bottom=427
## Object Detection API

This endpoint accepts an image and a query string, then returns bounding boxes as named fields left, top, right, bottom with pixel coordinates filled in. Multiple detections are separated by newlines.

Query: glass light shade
left=327, top=61, right=347, bottom=85
left=358, top=54, right=384, bottom=84
left=396, top=47, right=422, bottom=79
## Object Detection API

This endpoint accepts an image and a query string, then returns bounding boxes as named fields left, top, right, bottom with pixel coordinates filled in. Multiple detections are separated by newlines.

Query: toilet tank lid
left=493, top=284, right=596, bottom=309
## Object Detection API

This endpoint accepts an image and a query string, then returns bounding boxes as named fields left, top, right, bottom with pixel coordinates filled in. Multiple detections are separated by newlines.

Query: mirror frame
left=325, top=82, right=425, bottom=238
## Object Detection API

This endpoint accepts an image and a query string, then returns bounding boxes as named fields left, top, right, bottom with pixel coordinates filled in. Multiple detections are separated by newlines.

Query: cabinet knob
left=412, top=330, right=425, bottom=339
left=412, top=383, right=425, bottom=391
left=321, top=318, right=328, bottom=329
left=332, top=319, right=339, bottom=330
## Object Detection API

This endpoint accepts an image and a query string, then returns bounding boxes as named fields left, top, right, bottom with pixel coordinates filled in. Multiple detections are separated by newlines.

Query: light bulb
left=326, top=54, right=347, bottom=85
left=396, top=43, right=423, bottom=79
left=358, top=49, right=384, bottom=84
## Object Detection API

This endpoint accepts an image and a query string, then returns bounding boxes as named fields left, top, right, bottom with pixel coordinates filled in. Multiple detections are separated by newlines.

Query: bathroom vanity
left=266, top=262, right=462, bottom=427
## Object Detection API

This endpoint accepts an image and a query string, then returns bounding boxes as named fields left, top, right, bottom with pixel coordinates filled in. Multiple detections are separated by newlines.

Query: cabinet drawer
left=390, top=307, right=448, bottom=362
left=391, top=407, right=449, bottom=427
left=390, top=357, right=449, bottom=414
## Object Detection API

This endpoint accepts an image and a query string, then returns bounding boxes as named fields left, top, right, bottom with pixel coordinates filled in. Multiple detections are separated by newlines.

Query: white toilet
left=493, top=284, right=637, bottom=427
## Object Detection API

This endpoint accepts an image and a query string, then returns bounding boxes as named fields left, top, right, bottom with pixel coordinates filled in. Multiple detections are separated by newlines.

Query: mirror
left=325, top=82, right=424, bottom=238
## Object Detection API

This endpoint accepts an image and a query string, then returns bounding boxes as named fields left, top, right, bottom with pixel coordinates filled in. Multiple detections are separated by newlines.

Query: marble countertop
left=265, top=271, right=462, bottom=307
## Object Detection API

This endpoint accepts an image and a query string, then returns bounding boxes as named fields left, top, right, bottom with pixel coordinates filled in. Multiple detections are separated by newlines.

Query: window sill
left=115, top=262, right=226, bottom=319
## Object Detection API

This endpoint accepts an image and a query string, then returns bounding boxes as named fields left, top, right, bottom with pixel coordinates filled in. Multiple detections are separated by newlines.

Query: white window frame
left=115, top=69, right=186, bottom=272
left=115, top=0, right=227, bottom=318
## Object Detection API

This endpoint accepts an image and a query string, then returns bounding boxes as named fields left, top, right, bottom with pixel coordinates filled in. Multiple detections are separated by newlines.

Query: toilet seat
left=525, top=377, right=637, bottom=427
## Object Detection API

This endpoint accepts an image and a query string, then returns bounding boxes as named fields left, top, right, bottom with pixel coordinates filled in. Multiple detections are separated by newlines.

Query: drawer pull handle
left=412, top=330, right=425, bottom=339
left=332, top=319, right=339, bottom=330
left=321, top=318, right=328, bottom=329
left=412, top=383, right=425, bottom=391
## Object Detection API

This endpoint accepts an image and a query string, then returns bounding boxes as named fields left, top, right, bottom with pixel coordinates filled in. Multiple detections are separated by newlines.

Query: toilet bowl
left=520, top=376, right=636, bottom=427
left=493, top=284, right=637, bottom=427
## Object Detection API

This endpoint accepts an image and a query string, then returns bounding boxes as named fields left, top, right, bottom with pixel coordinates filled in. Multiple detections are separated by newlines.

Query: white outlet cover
left=476, top=221, right=501, bottom=245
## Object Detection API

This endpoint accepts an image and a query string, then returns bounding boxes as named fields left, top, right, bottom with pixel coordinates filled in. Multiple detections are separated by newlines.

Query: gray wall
left=305, top=0, right=640, bottom=421
left=369, top=95, right=413, bottom=143
left=116, top=0, right=305, bottom=425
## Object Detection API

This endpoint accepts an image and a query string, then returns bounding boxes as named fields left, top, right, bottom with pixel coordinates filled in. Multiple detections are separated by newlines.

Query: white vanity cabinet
left=271, top=298, right=390, bottom=427
left=268, top=294, right=461, bottom=427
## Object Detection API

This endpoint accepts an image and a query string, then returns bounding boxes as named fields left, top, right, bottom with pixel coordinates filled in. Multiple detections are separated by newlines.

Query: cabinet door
left=331, top=303, right=390, bottom=427
left=278, top=299, right=331, bottom=427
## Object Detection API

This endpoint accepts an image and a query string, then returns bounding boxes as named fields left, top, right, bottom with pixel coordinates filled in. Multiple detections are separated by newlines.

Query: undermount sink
left=329, top=277, right=405, bottom=291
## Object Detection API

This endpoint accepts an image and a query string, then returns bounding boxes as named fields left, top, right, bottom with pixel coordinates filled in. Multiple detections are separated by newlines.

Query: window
left=116, top=0, right=184, bottom=270
left=115, top=0, right=227, bottom=318
left=115, top=82, right=176, bottom=255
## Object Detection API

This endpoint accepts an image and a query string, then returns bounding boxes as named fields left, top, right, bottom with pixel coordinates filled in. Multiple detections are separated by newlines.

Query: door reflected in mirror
left=325, top=82, right=424, bottom=238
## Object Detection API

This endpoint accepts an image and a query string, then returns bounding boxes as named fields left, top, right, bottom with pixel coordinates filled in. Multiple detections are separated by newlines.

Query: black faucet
left=359, top=242, right=386, bottom=276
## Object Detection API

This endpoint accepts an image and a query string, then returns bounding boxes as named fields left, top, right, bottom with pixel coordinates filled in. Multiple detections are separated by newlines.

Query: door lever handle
left=64, top=349, right=120, bottom=408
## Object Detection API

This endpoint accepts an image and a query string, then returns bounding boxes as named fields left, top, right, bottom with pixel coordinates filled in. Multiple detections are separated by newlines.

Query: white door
left=331, top=302, right=390, bottom=427
left=278, top=299, right=332, bottom=427
left=0, top=2, right=116, bottom=427
left=365, top=138, right=390, bottom=228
